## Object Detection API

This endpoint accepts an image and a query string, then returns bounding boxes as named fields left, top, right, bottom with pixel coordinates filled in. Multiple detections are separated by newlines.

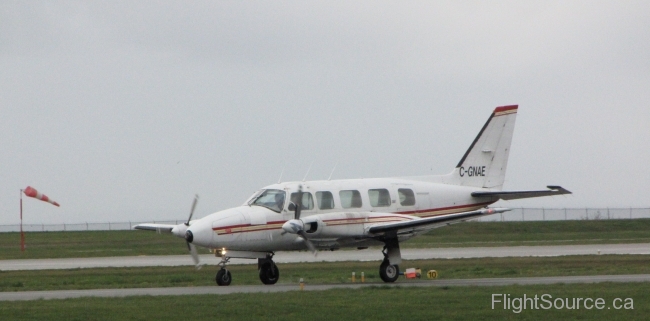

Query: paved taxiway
left=1, top=243, right=648, bottom=271
left=2, top=274, right=650, bottom=301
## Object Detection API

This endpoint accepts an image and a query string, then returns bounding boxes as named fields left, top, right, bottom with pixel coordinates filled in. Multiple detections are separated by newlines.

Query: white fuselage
left=187, top=176, right=496, bottom=252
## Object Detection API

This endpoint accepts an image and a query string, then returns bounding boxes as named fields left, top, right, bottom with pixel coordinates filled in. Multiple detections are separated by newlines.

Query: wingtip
left=547, top=185, right=572, bottom=194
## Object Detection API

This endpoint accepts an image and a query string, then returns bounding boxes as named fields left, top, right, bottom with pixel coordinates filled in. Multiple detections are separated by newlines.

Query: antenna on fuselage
left=328, top=161, right=339, bottom=181
left=302, top=161, right=314, bottom=182
left=277, top=166, right=285, bottom=184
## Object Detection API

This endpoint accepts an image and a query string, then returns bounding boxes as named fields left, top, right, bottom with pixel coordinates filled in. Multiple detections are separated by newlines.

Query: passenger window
left=398, top=188, right=416, bottom=206
left=368, top=189, right=391, bottom=207
left=289, top=192, right=315, bottom=210
left=339, top=190, right=362, bottom=208
left=316, top=191, right=335, bottom=210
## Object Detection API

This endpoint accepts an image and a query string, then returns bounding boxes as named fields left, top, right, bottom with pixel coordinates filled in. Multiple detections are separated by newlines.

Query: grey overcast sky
left=1, top=1, right=649, bottom=225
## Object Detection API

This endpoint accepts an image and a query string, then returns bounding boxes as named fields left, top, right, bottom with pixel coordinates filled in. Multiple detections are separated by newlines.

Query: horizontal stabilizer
left=471, top=185, right=572, bottom=200
left=368, top=208, right=510, bottom=234
left=133, top=223, right=176, bottom=233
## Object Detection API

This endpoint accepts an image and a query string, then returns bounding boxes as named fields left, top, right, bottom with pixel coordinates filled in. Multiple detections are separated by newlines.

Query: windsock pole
left=20, top=189, right=25, bottom=252
left=20, top=186, right=60, bottom=252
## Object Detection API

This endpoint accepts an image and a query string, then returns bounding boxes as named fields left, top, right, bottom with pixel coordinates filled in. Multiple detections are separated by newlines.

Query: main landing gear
left=258, top=257, right=280, bottom=285
left=379, top=259, right=399, bottom=283
left=379, top=241, right=401, bottom=283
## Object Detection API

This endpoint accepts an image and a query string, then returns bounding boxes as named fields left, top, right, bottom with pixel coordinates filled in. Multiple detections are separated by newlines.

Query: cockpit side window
left=316, top=191, right=335, bottom=210
left=290, top=192, right=315, bottom=210
left=250, top=189, right=286, bottom=213
left=339, top=190, right=362, bottom=208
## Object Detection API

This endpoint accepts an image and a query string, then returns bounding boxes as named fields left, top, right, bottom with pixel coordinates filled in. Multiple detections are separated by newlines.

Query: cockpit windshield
left=249, top=189, right=285, bottom=213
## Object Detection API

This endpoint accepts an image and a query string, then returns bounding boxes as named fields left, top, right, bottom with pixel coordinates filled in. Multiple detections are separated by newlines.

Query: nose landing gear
left=215, top=256, right=232, bottom=286
left=216, top=268, right=232, bottom=286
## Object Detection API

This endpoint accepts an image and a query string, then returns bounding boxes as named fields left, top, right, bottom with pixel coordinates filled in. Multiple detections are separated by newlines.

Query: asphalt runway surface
left=1, top=243, right=648, bottom=271
left=2, top=274, right=650, bottom=301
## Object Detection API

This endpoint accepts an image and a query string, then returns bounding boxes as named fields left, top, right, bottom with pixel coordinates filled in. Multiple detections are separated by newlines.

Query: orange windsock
left=23, top=186, right=60, bottom=207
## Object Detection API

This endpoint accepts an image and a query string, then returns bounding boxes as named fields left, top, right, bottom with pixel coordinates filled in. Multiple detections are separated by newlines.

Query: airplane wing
left=368, top=207, right=510, bottom=235
left=133, top=223, right=176, bottom=233
left=471, top=185, right=571, bottom=200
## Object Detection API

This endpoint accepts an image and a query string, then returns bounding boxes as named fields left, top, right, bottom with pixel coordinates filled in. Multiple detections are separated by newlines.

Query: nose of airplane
left=185, top=220, right=212, bottom=248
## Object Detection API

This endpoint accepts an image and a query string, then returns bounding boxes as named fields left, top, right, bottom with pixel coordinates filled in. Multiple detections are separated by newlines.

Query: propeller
left=184, top=195, right=201, bottom=269
left=281, top=185, right=317, bottom=256
left=294, top=185, right=302, bottom=220
left=187, top=242, right=200, bottom=269
left=185, top=194, right=199, bottom=226
left=297, top=229, right=316, bottom=255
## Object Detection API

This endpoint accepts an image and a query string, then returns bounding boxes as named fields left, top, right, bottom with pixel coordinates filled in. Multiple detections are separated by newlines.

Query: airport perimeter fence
left=1, top=208, right=649, bottom=233
left=0, top=220, right=182, bottom=233
left=476, top=207, right=650, bottom=222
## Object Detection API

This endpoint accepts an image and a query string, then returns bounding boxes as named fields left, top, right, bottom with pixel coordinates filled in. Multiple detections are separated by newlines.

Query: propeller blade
left=297, top=230, right=317, bottom=256
left=294, top=185, right=303, bottom=220
left=187, top=242, right=201, bottom=270
left=185, top=194, right=199, bottom=226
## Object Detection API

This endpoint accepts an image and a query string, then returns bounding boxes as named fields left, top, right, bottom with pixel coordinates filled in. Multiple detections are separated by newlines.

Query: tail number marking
left=459, top=166, right=486, bottom=177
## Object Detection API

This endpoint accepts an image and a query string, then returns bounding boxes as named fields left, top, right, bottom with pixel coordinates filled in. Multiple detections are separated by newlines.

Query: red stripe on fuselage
left=321, top=215, right=412, bottom=224
left=395, top=201, right=494, bottom=216
left=212, top=202, right=493, bottom=234
left=212, top=220, right=285, bottom=231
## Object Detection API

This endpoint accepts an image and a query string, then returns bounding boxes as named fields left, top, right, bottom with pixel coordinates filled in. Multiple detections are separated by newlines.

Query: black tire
left=216, top=268, right=232, bottom=286
left=379, top=260, right=399, bottom=283
left=259, top=262, right=280, bottom=285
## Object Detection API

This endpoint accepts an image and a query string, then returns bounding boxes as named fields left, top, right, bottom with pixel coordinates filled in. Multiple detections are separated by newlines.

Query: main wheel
left=259, top=261, right=280, bottom=285
left=379, top=260, right=399, bottom=283
left=216, top=268, right=232, bottom=286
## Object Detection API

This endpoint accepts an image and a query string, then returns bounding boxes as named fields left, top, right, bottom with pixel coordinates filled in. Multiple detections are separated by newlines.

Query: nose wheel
left=216, top=268, right=232, bottom=286
left=215, top=256, right=233, bottom=286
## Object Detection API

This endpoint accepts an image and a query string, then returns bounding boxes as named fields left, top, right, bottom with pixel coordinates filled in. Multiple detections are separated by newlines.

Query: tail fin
left=453, top=105, right=518, bottom=189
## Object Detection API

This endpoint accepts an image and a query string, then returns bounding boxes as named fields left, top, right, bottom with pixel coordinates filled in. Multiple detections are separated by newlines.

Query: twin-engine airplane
left=135, top=105, right=571, bottom=286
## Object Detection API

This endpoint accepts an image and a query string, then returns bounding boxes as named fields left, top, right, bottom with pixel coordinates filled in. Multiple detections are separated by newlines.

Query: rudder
left=453, top=105, right=518, bottom=189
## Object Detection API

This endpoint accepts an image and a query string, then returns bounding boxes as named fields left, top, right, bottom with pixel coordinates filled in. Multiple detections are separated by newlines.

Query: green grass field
left=0, top=283, right=646, bottom=321
left=1, top=255, right=649, bottom=292
left=1, top=219, right=649, bottom=260
left=403, top=218, right=650, bottom=248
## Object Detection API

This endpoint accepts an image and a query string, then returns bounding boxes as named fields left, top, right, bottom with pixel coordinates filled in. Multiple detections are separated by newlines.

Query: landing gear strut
left=215, top=256, right=232, bottom=286
left=258, top=256, right=280, bottom=285
left=379, top=241, right=401, bottom=283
